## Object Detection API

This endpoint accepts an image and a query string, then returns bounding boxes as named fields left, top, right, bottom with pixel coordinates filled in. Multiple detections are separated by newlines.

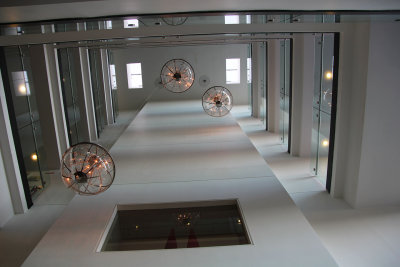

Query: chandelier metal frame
left=60, top=142, right=115, bottom=196
left=160, top=59, right=195, bottom=93
left=202, top=86, right=233, bottom=117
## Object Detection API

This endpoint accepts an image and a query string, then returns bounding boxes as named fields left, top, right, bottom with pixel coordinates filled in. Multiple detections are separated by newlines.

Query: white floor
left=232, top=105, right=400, bottom=267
left=22, top=101, right=336, bottom=267
left=0, top=110, right=136, bottom=267
left=1, top=103, right=400, bottom=266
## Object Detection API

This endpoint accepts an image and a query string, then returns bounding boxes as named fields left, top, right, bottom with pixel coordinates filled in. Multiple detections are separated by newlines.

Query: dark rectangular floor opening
left=99, top=199, right=251, bottom=251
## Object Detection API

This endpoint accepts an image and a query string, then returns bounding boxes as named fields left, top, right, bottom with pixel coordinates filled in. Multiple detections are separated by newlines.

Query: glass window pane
left=225, top=15, right=239, bottom=24
left=109, top=64, right=117, bottom=89
left=226, top=58, right=240, bottom=84
left=247, top=58, right=252, bottom=84
left=127, top=63, right=143, bottom=89
left=246, top=15, right=251, bottom=24
left=124, top=19, right=139, bottom=28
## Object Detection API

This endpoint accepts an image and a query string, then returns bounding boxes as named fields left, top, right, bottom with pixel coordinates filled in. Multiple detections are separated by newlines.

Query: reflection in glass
left=54, top=23, right=78, bottom=32
left=101, top=202, right=250, bottom=251
left=88, top=49, right=107, bottom=137
left=3, top=46, right=48, bottom=203
left=12, top=71, right=30, bottom=96
left=58, top=48, right=85, bottom=145
left=108, top=50, right=119, bottom=121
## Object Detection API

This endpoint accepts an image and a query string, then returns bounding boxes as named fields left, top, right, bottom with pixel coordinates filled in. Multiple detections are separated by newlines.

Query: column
left=0, top=70, right=27, bottom=213
left=290, top=34, right=314, bottom=157
left=267, top=39, right=281, bottom=133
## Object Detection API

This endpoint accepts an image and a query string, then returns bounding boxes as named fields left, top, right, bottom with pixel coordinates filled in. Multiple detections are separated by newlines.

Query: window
left=226, top=58, right=240, bottom=84
left=127, top=63, right=143, bottom=89
left=109, top=64, right=117, bottom=89
left=124, top=19, right=139, bottom=28
left=106, top=21, right=112, bottom=29
left=246, top=15, right=251, bottom=24
left=225, top=15, right=239, bottom=24
left=247, top=58, right=252, bottom=83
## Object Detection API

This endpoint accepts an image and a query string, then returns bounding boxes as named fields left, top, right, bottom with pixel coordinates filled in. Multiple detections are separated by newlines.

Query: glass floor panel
left=100, top=200, right=250, bottom=251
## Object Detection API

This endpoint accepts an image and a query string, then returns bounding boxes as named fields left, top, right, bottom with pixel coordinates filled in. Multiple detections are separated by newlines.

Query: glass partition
left=88, top=49, right=107, bottom=137
left=54, top=22, right=78, bottom=32
left=279, top=39, right=291, bottom=151
left=258, top=42, right=267, bottom=127
left=107, top=50, right=119, bottom=121
left=1, top=46, right=48, bottom=205
left=311, top=33, right=335, bottom=187
left=247, top=44, right=252, bottom=112
left=58, top=47, right=86, bottom=145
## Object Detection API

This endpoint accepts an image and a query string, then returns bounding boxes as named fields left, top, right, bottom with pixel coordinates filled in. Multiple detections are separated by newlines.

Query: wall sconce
left=324, top=71, right=333, bottom=80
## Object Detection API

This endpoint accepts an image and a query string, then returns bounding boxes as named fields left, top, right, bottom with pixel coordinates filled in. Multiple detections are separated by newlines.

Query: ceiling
left=0, top=0, right=399, bottom=24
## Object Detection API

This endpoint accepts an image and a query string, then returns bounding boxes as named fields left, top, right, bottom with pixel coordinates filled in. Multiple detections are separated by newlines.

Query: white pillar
left=100, top=49, right=114, bottom=124
left=41, top=25, right=69, bottom=154
left=251, top=43, right=261, bottom=118
left=267, top=39, right=281, bottom=133
left=0, top=70, right=27, bottom=214
left=290, top=34, right=314, bottom=157
left=74, top=47, right=98, bottom=142
left=330, top=23, right=370, bottom=202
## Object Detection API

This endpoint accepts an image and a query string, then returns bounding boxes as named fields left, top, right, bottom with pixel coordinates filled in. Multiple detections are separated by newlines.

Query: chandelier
left=162, top=17, right=188, bottom=26
left=202, top=86, right=233, bottom=117
left=60, top=142, right=115, bottom=195
left=160, top=59, right=195, bottom=93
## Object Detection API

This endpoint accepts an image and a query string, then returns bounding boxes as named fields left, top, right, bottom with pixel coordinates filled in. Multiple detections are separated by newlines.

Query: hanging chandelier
left=202, top=86, right=233, bottom=117
left=160, top=59, right=195, bottom=93
left=162, top=17, right=188, bottom=26
left=60, top=142, right=115, bottom=195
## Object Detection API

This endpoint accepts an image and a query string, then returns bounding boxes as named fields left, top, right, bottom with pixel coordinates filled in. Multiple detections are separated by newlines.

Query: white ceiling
left=0, top=0, right=399, bottom=23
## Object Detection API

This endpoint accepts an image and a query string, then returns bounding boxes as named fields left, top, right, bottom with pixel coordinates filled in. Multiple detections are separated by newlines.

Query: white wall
left=0, top=146, right=14, bottom=227
left=330, top=23, right=370, bottom=204
left=112, top=44, right=249, bottom=111
left=355, top=23, right=400, bottom=207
